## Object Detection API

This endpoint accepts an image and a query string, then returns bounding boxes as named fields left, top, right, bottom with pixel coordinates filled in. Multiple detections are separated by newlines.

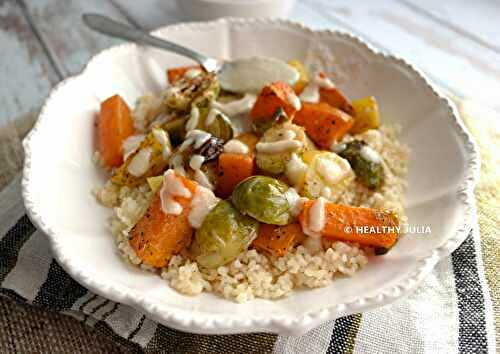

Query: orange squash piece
left=167, top=65, right=202, bottom=84
left=299, top=200, right=399, bottom=249
left=129, top=175, right=197, bottom=268
left=252, top=223, right=306, bottom=257
left=216, top=153, right=255, bottom=199
left=97, top=95, right=135, bottom=168
left=293, top=102, right=353, bottom=149
left=318, top=73, right=354, bottom=115
left=250, top=81, right=299, bottom=122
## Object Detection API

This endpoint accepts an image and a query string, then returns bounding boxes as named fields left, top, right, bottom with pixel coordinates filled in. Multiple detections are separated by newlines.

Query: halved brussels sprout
left=252, top=107, right=290, bottom=135
left=232, top=176, right=293, bottom=225
left=190, top=200, right=259, bottom=268
left=163, top=72, right=220, bottom=112
left=256, top=121, right=308, bottom=174
left=336, top=140, right=384, bottom=190
left=193, top=106, right=234, bottom=142
left=112, top=128, right=172, bottom=186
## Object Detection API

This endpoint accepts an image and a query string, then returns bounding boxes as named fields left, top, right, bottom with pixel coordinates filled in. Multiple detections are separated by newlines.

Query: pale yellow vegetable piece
left=112, top=128, right=172, bottom=186
left=302, top=151, right=355, bottom=202
left=351, top=96, right=380, bottom=134
left=147, top=175, right=164, bottom=192
left=288, top=60, right=309, bottom=94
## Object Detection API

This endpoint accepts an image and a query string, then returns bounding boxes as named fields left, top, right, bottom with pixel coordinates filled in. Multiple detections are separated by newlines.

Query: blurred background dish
left=176, top=0, right=296, bottom=20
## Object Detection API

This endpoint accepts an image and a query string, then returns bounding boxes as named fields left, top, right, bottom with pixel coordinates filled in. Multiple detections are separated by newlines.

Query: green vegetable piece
left=191, top=200, right=259, bottom=268
left=336, top=140, right=384, bottom=190
left=162, top=117, right=187, bottom=146
left=164, top=72, right=220, bottom=112
left=252, top=107, right=290, bottom=135
left=198, top=107, right=234, bottom=142
left=232, top=176, right=293, bottom=225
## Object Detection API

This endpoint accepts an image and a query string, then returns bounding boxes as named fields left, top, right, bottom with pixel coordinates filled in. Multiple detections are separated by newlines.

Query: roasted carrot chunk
left=167, top=65, right=202, bottom=84
left=129, top=175, right=197, bottom=268
left=293, top=102, right=354, bottom=149
left=299, top=200, right=399, bottom=249
left=252, top=223, right=306, bottom=257
left=250, top=81, right=299, bottom=122
left=216, top=153, right=255, bottom=198
left=97, top=95, right=135, bottom=168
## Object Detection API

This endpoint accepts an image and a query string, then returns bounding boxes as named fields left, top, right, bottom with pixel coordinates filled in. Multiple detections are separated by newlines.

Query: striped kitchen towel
left=0, top=103, right=497, bottom=353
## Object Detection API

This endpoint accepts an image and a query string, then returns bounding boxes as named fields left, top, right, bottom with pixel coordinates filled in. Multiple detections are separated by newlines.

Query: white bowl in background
left=176, top=0, right=296, bottom=21
left=22, top=18, right=479, bottom=335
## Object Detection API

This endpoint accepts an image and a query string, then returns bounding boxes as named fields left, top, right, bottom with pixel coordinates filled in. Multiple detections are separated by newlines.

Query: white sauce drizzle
left=189, top=154, right=205, bottom=170
left=122, top=134, right=145, bottom=160
left=360, top=145, right=382, bottom=163
left=205, top=108, right=221, bottom=127
left=308, top=197, right=326, bottom=236
left=170, top=154, right=186, bottom=176
left=194, top=169, right=213, bottom=190
left=282, top=130, right=296, bottom=140
left=285, top=188, right=306, bottom=217
left=188, top=186, right=220, bottom=229
left=160, top=169, right=192, bottom=215
left=211, top=94, right=257, bottom=117
left=152, top=129, right=171, bottom=160
left=321, top=186, right=332, bottom=199
left=223, top=139, right=249, bottom=154
left=256, top=140, right=302, bottom=154
left=184, top=68, right=202, bottom=79
left=287, top=91, right=302, bottom=111
left=316, top=156, right=351, bottom=185
left=179, top=130, right=212, bottom=152
left=299, top=72, right=336, bottom=103
left=127, top=147, right=152, bottom=177
left=285, top=153, right=308, bottom=187
left=185, top=105, right=200, bottom=132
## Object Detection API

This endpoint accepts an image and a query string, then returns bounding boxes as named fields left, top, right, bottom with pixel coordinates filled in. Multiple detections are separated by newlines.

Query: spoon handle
left=82, top=14, right=219, bottom=71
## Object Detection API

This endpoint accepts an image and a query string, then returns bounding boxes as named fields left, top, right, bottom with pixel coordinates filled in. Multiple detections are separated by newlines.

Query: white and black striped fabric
left=0, top=175, right=496, bottom=353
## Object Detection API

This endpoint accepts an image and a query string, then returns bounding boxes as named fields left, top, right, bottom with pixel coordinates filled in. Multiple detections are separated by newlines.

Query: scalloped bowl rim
left=21, top=18, right=480, bottom=335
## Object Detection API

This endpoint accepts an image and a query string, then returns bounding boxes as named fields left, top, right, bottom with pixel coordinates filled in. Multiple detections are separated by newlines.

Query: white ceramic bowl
left=22, top=18, right=479, bottom=335
left=176, top=0, right=296, bottom=21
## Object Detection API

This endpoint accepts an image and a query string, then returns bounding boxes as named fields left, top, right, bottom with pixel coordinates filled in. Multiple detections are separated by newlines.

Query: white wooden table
left=1, top=0, right=500, bottom=130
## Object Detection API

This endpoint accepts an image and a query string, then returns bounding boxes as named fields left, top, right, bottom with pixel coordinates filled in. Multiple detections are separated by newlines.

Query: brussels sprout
left=252, top=107, right=290, bottom=135
left=190, top=200, right=259, bottom=268
left=256, top=121, right=307, bottom=174
left=336, top=140, right=384, bottom=190
left=232, top=176, right=294, bottom=225
left=162, top=116, right=187, bottom=146
left=163, top=72, right=220, bottom=112
left=198, top=107, right=234, bottom=142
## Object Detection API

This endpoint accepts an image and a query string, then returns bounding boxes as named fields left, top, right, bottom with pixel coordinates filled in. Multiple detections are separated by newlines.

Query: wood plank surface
left=0, top=0, right=59, bottom=126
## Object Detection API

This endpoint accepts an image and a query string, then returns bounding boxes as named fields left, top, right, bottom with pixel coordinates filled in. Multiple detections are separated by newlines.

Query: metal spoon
left=82, top=14, right=299, bottom=93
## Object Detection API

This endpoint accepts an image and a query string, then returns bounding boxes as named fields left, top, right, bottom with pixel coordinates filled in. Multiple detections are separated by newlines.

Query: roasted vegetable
left=194, top=107, right=234, bottom=141
left=112, top=128, right=172, bottom=186
left=250, top=81, right=300, bottom=123
left=335, top=140, right=384, bottom=190
left=216, top=153, right=255, bottom=198
left=299, top=200, right=399, bottom=249
left=194, top=136, right=224, bottom=162
left=294, top=102, right=354, bottom=149
left=129, top=175, right=197, bottom=268
left=301, top=151, right=355, bottom=202
left=162, top=116, right=187, bottom=146
left=147, top=175, right=163, bottom=192
left=163, top=71, right=220, bottom=112
left=288, top=60, right=309, bottom=95
left=97, top=95, right=135, bottom=168
left=190, top=200, right=259, bottom=268
left=232, top=176, right=294, bottom=225
left=252, top=107, right=290, bottom=135
left=252, top=223, right=306, bottom=257
left=235, top=132, right=259, bottom=154
left=350, top=96, right=380, bottom=134
left=318, top=74, right=354, bottom=115
left=256, top=121, right=307, bottom=174
left=167, top=65, right=202, bottom=84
